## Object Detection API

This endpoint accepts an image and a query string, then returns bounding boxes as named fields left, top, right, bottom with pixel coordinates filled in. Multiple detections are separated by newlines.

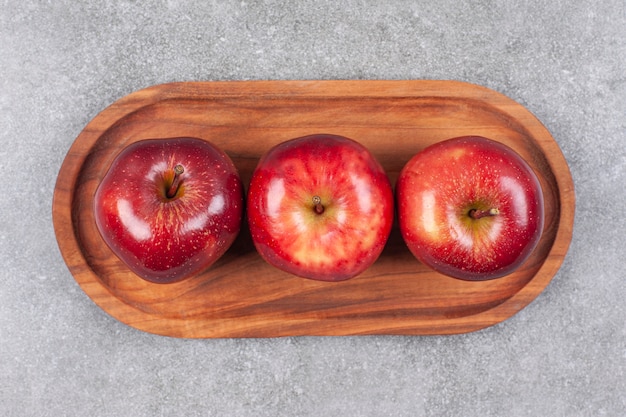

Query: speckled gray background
left=1, top=1, right=624, bottom=416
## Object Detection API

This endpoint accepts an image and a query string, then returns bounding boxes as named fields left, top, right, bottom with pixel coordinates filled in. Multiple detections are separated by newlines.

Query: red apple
left=94, top=137, right=243, bottom=284
left=247, top=134, right=394, bottom=281
left=396, top=136, right=544, bottom=281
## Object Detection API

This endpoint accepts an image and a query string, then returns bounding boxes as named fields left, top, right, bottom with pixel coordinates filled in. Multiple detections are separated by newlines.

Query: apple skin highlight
left=247, top=134, right=394, bottom=282
left=94, top=138, right=243, bottom=284
left=397, top=136, right=545, bottom=281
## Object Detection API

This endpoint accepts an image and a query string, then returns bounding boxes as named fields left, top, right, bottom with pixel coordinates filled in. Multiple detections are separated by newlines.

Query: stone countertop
left=1, top=1, right=624, bottom=416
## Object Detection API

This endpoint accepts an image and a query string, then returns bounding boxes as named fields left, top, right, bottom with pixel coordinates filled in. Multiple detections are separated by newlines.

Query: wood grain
left=52, top=80, right=575, bottom=338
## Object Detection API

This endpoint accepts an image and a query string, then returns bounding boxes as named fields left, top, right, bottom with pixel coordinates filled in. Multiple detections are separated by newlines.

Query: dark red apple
left=396, top=136, right=544, bottom=281
left=94, top=137, right=243, bottom=284
left=247, top=134, right=394, bottom=281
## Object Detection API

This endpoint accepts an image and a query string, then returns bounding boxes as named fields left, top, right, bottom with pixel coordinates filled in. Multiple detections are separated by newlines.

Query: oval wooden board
left=52, top=80, right=575, bottom=338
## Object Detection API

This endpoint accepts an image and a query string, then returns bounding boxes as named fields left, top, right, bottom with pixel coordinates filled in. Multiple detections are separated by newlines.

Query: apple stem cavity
left=312, top=195, right=325, bottom=215
left=468, top=207, right=500, bottom=219
left=166, top=164, right=185, bottom=199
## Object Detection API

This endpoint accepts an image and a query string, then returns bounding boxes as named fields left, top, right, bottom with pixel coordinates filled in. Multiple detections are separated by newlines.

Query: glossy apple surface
left=247, top=134, right=394, bottom=281
left=397, top=136, right=544, bottom=281
left=94, top=137, right=243, bottom=284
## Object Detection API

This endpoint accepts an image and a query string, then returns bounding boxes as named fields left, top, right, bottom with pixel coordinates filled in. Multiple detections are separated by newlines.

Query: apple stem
left=312, top=196, right=325, bottom=215
left=469, top=208, right=500, bottom=219
left=166, top=164, right=185, bottom=199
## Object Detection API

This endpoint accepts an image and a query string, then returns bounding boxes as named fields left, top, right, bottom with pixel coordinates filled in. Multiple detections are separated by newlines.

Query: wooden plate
left=52, top=80, right=575, bottom=338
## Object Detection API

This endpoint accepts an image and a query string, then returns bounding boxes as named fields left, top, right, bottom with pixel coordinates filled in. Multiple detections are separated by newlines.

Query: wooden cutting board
left=52, top=80, right=575, bottom=338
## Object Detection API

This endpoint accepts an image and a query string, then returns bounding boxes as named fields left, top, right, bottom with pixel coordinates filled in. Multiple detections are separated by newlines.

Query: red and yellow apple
left=396, top=136, right=544, bottom=281
left=94, top=137, right=243, bottom=284
left=247, top=134, right=394, bottom=281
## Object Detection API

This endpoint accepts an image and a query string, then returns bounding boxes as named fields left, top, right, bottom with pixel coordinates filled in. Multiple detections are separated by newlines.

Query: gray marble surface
left=1, top=1, right=624, bottom=416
